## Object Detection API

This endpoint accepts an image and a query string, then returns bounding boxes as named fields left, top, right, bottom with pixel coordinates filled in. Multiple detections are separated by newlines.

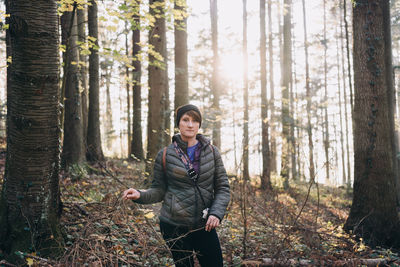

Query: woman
left=123, top=104, right=230, bottom=267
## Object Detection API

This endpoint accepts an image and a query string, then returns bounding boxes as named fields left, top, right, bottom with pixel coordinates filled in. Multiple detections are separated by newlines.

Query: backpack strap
left=162, top=147, right=167, bottom=173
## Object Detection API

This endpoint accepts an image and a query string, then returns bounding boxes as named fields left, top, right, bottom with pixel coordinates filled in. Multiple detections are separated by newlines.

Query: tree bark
left=87, top=0, right=104, bottom=162
left=0, top=0, right=63, bottom=258
left=268, top=0, right=277, bottom=174
left=147, top=0, right=169, bottom=174
left=260, top=0, right=272, bottom=190
left=302, top=0, right=315, bottom=182
left=77, top=7, right=88, bottom=144
left=210, top=0, right=221, bottom=149
left=242, top=0, right=249, bottom=181
left=336, top=24, right=347, bottom=185
left=281, top=0, right=292, bottom=189
left=323, top=0, right=330, bottom=183
left=130, top=1, right=144, bottom=160
left=343, top=0, right=354, bottom=115
left=340, top=1, right=352, bottom=186
left=125, top=20, right=131, bottom=157
left=289, top=7, right=297, bottom=181
left=174, top=0, right=189, bottom=114
left=61, top=6, right=85, bottom=167
left=104, top=65, right=113, bottom=151
left=344, top=0, right=400, bottom=247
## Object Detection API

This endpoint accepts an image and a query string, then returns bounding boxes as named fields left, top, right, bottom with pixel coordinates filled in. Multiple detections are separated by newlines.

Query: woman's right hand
left=123, top=188, right=140, bottom=200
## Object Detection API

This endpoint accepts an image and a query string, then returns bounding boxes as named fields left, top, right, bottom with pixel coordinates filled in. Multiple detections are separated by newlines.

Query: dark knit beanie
left=176, top=104, right=202, bottom=128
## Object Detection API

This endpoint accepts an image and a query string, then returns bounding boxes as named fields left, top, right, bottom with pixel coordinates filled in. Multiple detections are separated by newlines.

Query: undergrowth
left=1, top=157, right=400, bottom=266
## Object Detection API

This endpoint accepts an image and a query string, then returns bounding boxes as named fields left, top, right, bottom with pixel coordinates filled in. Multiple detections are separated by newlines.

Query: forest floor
left=1, top=148, right=400, bottom=266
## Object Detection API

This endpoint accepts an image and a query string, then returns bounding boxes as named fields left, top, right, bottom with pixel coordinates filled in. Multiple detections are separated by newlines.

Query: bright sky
left=184, top=0, right=349, bottom=185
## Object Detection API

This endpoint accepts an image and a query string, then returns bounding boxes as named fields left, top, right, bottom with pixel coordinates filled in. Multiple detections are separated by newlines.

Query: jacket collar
left=172, top=133, right=211, bottom=151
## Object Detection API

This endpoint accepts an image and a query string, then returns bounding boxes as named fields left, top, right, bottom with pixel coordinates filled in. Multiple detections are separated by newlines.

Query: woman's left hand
left=205, top=215, right=220, bottom=232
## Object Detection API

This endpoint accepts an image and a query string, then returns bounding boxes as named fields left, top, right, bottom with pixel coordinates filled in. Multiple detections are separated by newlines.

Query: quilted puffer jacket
left=134, top=134, right=230, bottom=228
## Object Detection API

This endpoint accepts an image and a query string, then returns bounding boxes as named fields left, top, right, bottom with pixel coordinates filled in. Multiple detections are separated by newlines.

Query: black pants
left=159, top=221, right=223, bottom=267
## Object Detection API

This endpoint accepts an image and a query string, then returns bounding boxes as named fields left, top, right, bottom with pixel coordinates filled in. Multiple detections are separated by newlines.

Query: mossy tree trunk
left=0, top=0, right=63, bottom=260
left=344, top=0, right=400, bottom=247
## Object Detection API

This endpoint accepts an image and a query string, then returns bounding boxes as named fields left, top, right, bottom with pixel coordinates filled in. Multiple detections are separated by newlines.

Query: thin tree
left=260, top=0, right=272, bottom=190
left=77, top=7, right=88, bottom=142
left=289, top=5, right=297, bottom=181
left=104, top=63, right=114, bottom=151
left=268, top=0, right=277, bottom=174
left=0, top=0, right=63, bottom=258
left=242, top=0, right=249, bottom=181
left=345, top=0, right=400, bottom=247
left=340, top=0, right=352, bottom=186
left=281, top=0, right=292, bottom=189
left=61, top=5, right=85, bottom=166
left=335, top=24, right=347, bottom=185
left=291, top=9, right=302, bottom=180
left=130, top=0, right=144, bottom=160
left=302, top=0, right=315, bottom=182
left=125, top=20, right=131, bottom=157
left=343, top=0, right=354, bottom=114
left=323, top=0, right=330, bottom=182
left=87, top=0, right=105, bottom=162
left=174, top=0, right=189, bottom=114
left=210, top=0, right=221, bottom=148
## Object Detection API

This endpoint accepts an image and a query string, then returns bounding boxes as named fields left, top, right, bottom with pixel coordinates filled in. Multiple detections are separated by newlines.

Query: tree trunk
left=242, top=0, right=249, bottom=181
left=105, top=65, right=113, bottom=151
left=291, top=11, right=302, bottom=180
left=0, top=0, right=63, bottom=259
left=340, top=0, right=352, bottom=186
left=174, top=0, right=189, bottom=114
left=61, top=6, right=85, bottom=167
left=130, top=1, right=144, bottom=160
left=210, top=0, right=221, bottom=149
left=87, top=0, right=104, bottom=162
left=336, top=25, right=347, bottom=185
left=344, top=0, right=400, bottom=247
left=260, top=0, right=272, bottom=190
left=323, top=0, right=330, bottom=182
left=147, top=0, right=169, bottom=174
left=281, top=0, right=292, bottom=189
left=77, top=7, right=88, bottom=144
left=289, top=6, right=297, bottom=181
left=302, top=0, right=315, bottom=182
left=343, top=0, right=354, bottom=115
left=125, top=21, right=131, bottom=157
left=268, top=0, right=277, bottom=174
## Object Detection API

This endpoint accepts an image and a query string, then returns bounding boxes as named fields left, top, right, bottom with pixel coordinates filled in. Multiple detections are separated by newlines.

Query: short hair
left=182, top=110, right=201, bottom=123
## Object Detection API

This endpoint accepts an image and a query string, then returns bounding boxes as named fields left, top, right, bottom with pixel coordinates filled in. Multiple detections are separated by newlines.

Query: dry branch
left=241, top=257, right=397, bottom=266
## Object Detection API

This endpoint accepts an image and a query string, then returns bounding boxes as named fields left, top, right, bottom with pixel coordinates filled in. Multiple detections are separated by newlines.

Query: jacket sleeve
left=209, top=146, right=230, bottom=221
left=133, top=149, right=167, bottom=204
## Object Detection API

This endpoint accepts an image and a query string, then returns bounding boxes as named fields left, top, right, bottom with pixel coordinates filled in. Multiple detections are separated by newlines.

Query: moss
left=0, top=209, right=64, bottom=263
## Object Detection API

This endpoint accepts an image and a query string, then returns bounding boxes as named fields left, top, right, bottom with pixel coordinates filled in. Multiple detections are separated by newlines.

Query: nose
left=188, top=120, right=193, bottom=127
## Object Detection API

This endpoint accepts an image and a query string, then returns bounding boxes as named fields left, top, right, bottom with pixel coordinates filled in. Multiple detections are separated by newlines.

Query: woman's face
left=179, top=113, right=200, bottom=140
